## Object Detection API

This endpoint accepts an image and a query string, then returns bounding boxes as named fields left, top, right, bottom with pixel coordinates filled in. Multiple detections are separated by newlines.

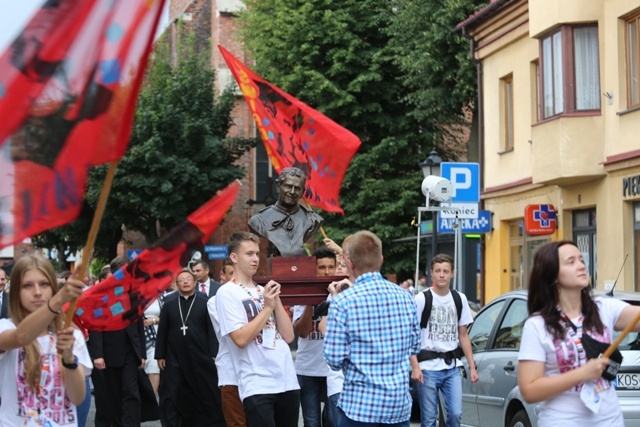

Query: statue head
left=275, top=167, right=306, bottom=211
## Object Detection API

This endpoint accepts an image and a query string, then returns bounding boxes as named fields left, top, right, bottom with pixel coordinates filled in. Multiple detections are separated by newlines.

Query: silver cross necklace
left=178, top=294, right=197, bottom=336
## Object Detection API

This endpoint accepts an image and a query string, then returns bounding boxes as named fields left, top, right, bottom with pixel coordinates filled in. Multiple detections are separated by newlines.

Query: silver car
left=456, top=290, right=640, bottom=427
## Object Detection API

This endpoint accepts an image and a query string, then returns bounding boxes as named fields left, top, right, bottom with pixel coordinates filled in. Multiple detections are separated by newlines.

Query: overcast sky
left=0, top=0, right=42, bottom=51
left=0, top=1, right=169, bottom=53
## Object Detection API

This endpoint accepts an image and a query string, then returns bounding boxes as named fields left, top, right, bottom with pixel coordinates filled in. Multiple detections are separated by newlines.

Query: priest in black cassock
left=155, top=269, right=225, bottom=427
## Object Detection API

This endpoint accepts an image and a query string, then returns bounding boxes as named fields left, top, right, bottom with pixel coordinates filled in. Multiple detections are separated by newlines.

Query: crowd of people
left=2, top=233, right=640, bottom=427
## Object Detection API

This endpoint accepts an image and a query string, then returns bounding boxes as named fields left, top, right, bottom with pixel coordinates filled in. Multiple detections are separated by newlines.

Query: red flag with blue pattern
left=0, top=0, right=166, bottom=248
left=219, top=46, right=361, bottom=214
left=72, top=182, right=239, bottom=331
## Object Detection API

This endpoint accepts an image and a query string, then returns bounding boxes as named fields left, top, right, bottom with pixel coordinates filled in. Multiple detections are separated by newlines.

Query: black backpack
left=420, top=288, right=463, bottom=329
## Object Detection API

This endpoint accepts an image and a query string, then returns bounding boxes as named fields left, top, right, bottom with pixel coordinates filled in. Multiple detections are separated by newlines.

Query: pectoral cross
left=180, top=325, right=188, bottom=336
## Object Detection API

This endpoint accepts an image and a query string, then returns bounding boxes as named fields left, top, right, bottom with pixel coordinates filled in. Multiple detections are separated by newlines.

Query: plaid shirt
left=324, top=271, right=421, bottom=423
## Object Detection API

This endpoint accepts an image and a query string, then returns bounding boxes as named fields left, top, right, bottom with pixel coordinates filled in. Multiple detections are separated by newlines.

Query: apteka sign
left=524, top=204, right=556, bottom=235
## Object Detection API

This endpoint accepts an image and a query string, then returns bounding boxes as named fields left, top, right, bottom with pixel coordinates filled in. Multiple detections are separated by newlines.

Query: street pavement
left=84, top=396, right=421, bottom=427
left=85, top=396, right=160, bottom=427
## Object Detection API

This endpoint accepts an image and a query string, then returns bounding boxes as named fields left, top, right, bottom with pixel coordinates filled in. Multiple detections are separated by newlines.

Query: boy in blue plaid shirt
left=324, top=230, right=421, bottom=427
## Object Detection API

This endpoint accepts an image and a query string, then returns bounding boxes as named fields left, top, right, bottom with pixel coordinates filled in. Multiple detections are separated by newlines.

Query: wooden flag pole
left=303, top=199, right=328, bottom=239
left=64, top=161, right=118, bottom=328
left=604, top=310, right=640, bottom=358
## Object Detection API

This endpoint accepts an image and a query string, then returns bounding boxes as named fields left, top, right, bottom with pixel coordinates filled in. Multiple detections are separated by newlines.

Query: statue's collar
left=269, top=203, right=300, bottom=232
left=272, top=202, right=300, bottom=215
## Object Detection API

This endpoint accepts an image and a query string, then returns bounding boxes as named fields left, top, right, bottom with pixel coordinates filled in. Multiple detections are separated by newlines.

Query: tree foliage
left=34, top=31, right=255, bottom=262
left=239, top=0, right=481, bottom=277
left=387, top=0, right=485, bottom=127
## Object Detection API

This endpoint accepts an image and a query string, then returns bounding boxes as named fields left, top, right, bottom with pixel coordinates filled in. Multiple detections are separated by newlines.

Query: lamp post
left=417, top=149, right=443, bottom=265
left=414, top=149, right=450, bottom=293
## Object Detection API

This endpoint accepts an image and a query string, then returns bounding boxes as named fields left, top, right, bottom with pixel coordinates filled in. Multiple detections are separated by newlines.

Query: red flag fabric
left=0, top=0, right=166, bottom=248
left=72, top=182, right=239, bottom=331
left=218, top=46, right=361, bottom=214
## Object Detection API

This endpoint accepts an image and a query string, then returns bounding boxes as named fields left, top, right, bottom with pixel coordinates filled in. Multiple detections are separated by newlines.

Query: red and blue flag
left=72, top=182, right=239, bottom=331
left=0, top=0, right=166, bottom=248
left=219, top=46, right=361, bottom=214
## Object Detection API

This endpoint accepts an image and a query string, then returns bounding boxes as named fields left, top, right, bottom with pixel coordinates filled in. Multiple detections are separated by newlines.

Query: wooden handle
left=64, top=162, right=118, bottom=328
left=303, top=199, right=328, bottom=240
left=603, top=310, right=640, bottom=357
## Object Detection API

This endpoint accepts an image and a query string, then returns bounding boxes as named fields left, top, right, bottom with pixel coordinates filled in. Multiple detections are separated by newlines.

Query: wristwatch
left=62, top=355, right=79, bottom=370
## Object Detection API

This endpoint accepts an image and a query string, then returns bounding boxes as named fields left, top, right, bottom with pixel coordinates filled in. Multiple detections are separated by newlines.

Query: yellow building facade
left=460, top=0, right=640, bottom=302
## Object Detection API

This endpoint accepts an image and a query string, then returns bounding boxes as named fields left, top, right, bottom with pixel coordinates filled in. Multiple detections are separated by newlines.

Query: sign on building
left=524, top=204, right=556, bottom=235
left=438, top=210, right=492, bottom=234
left=204, top=245, right=229, bottom=260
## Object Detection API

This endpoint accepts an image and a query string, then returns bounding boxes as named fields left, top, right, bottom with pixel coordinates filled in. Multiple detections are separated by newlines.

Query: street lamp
left=418, top=149, right=443, bottom=178
left=417, top=149, right=443, bottom=267
left=414, top=149, right=452, bottom=293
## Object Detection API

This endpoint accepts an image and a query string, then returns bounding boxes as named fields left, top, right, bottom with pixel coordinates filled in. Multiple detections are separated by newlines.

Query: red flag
left=72, top=182, right=239, bottom=331
left=0, top=0, right=166, bottom=248
left=219, top=46, right=361, bottom=214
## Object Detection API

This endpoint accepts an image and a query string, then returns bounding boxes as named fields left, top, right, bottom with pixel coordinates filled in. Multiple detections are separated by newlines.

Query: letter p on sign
left=440, top=162, right=480, bottom=203
left=450, top=167, right=471, bottom=198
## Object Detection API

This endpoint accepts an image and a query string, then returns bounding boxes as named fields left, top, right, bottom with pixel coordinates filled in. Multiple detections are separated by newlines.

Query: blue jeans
left=76, top=376, right=92, bottom=427
left=337, top=409, right=409, bottom=427
left=326, top=393, right=340, bottom=427
left=416, top=367, right=462, bottom=427
left=297, top=375, right=327, bottom=427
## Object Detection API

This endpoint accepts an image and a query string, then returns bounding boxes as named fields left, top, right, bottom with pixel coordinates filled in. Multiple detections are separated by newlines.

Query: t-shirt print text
left=428, top=305, right=458, bottom=342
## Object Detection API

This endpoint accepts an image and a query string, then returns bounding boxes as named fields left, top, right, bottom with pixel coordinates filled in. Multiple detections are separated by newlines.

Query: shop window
left=509, top=220, right=550, bottom=290
left=573, top=209, right=597, bottom=287
left=501, top=74, right=514, bottom=151
left=634, top=203, right=640, bottom=291
left=627, top=13, right=640, bottom=108
left=539, top=25, right=601, bottom=120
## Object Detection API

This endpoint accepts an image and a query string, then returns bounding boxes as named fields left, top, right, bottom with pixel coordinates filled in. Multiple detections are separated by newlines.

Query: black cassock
left=155, top=292, right=225, bottom=427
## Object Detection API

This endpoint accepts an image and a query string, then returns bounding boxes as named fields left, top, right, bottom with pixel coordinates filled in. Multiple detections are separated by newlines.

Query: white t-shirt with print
left=216, top=283, right=299, bottom=401
left=0, top=319, right=93, bottom=427
left=293, top=305, right=329, bottom=377
left=415, top=289, right=474, bottom=371
left=518, top=297, right=627, bottom=426
left=207, top=292, right=237, bottom=386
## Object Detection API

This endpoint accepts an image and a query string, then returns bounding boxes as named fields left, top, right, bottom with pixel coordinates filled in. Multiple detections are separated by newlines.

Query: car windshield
left=613, top=298, right=640, bottom=350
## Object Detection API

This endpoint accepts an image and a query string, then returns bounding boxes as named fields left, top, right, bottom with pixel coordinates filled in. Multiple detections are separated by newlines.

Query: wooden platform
left=253, top=275, right=348, bottom=305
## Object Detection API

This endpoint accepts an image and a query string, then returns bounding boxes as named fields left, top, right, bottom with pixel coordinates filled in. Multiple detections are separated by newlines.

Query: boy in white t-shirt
left=216, top=232, right=299, bottom=427
left=410, top=253, right=478, bottom=427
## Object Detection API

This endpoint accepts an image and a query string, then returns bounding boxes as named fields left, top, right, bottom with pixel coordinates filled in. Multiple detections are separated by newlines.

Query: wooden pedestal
left=253, top=275, right=348, bottom=305
left=255, top=256, right=347, bottom=305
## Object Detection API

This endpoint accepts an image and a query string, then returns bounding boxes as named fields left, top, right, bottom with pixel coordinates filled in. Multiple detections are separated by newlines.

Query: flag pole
left=603, top=310, right=640, bottom=358
left=303, top=199, right=328, bottom=239
left=64, top=161, right=118, bottom=328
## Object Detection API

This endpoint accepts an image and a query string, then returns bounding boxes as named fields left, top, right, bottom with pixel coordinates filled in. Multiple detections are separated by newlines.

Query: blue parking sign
left=440, top=162, right=480, bottom=203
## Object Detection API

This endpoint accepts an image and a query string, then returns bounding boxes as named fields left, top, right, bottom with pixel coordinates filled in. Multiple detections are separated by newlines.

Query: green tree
left=34, top=31, right=255, bottom=260
left=387, top=0, right=484, bottom=123
left=387, top=0, right=485, bottom=160
left=240, top=0, right=477, bottom=276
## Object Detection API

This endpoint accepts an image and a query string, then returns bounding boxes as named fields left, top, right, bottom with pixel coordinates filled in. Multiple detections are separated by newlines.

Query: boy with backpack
left=410, top=253, right=478, bottom=427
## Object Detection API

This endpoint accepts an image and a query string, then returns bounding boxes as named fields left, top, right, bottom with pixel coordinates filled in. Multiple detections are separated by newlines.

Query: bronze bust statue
left=248, top=167, right=323, bottom=256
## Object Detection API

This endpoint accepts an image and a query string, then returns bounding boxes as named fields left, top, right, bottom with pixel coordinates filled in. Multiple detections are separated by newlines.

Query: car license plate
left=615, top=373, right=640, bottom=390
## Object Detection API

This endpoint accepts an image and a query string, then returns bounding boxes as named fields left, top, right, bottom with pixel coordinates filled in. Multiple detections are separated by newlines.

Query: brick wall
left=166, top=0, right=259, bottom=275
left=169, top=0, right=192, bottom=22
